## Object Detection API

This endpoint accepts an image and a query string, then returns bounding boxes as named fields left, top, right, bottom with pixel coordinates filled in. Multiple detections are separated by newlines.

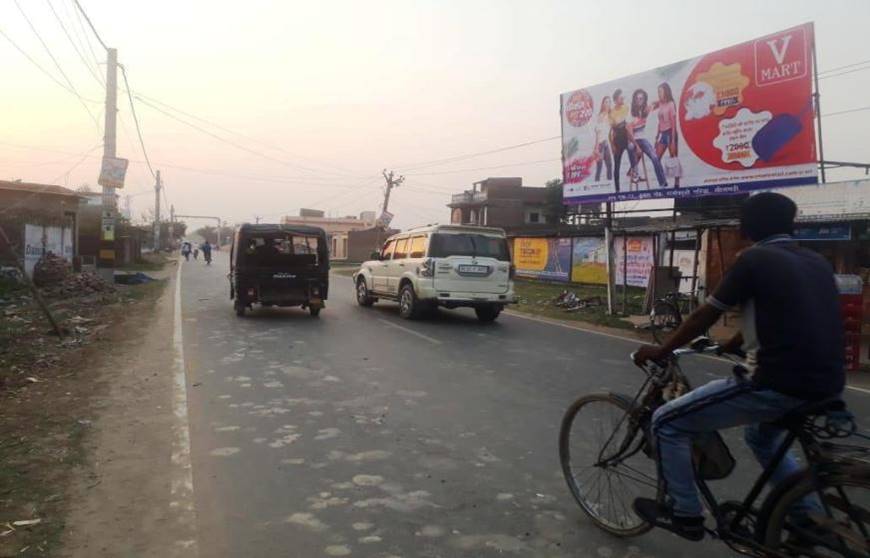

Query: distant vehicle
left=353, top=224, right=516, bottom=322
left=229, top=224, right=329, bottom=317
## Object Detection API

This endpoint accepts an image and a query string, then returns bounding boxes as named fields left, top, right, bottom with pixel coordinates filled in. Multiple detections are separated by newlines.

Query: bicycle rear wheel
left=763, top=470, right=870, bottom=557
left=559, top=392, right=656, bottom=537
left=650, top=300, right=682, bottom=345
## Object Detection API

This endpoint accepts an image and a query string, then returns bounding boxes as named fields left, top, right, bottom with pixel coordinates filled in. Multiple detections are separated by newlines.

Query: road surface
left=178, top=252, right=870, bottom=558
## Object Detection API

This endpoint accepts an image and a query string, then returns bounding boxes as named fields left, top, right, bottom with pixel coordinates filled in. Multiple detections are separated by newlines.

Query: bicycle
left=649, top=288, right=703, bottom=344
left=559, top=339, right=870, bottom=557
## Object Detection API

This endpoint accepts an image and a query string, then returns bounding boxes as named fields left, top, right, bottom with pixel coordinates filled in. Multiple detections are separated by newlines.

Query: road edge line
left=171, top=257, right=199, bottom=554
left=502, top=310, right=641, bottom=344
left=377, top=318, right=443, bottom=345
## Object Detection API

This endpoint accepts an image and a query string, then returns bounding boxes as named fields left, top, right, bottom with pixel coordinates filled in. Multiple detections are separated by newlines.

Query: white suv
left=352, top=225, right=516, bottom=322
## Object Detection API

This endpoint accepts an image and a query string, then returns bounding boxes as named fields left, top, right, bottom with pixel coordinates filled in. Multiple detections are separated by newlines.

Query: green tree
left=544, top=178, right=566, bottom=224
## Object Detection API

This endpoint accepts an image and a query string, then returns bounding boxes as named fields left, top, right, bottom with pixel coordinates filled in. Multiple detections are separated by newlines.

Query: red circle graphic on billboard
left=565, top=90, right=594, bottom=128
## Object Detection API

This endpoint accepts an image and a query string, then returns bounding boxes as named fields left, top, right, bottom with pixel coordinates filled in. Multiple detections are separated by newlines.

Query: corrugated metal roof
left=0, top=180, right=84, bottom=198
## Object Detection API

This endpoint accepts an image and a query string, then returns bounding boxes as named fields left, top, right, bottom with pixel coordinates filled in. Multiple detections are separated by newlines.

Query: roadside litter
left=114, top=272, right=156, bottom=285
left=553, top=290, right=604, bottom=312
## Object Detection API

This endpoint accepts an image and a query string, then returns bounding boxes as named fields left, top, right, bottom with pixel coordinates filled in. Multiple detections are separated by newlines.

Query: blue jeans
left=653, top=377, right=821, bottom=517
left=632, top=138, right=667, bottom=187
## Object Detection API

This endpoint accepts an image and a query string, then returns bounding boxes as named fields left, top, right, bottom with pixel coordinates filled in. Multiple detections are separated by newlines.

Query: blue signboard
left=793, top=224, right=851, bottom=241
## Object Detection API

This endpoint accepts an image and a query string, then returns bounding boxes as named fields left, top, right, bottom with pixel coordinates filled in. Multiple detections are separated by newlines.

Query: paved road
left=179, top=252, right=870, bottom=558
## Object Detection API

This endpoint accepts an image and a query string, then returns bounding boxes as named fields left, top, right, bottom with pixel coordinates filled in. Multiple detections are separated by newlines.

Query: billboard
left=513, top=237, right=571, bottom=281
left=570, top=237, right=607, bottom=284
left=615, top=237, right=655, bottom=287
left=561, top=24, right=817, bottom=204
left=98, top=156, right=129, bottom=189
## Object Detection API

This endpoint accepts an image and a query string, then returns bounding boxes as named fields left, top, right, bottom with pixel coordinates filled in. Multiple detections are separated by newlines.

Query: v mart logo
left=755, top=26, right=810, bottom=86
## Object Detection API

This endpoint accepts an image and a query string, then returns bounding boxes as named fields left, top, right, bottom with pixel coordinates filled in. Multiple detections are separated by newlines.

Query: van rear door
left=430, top=232, right=510, bottom=295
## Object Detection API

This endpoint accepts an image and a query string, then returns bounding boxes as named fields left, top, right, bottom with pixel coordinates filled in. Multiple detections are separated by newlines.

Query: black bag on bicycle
left=693, top=432, right=736, bottom=480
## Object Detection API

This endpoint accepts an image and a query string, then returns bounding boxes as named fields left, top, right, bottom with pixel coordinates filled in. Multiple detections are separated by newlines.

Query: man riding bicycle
left=632, top=192, right=845, bottom=541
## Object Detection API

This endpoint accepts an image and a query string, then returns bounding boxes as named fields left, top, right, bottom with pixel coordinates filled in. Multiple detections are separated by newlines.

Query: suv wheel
left=398, top=283, right=420, bottom=320
left=475, top=305, right=501, bottom=323
left=356, top=278, right=374, bottom=307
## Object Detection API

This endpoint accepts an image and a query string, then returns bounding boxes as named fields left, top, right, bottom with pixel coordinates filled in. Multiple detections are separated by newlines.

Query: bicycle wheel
left=559, top=392, right=657, bottom=537
left=650, top=300, right=682, bottom=345
left=763, top=469, right=870, bottom=557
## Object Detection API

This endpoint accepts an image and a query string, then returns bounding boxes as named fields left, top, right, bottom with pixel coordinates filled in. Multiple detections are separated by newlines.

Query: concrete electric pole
left=380, top=169, right=404, bottom=220
left=154, top=170, right=162, bottom=250
left=98, top=47, right=118, bottom=272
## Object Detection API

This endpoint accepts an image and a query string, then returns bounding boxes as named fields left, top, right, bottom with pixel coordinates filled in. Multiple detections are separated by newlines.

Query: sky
left=1, top=0, right=869, bottom=230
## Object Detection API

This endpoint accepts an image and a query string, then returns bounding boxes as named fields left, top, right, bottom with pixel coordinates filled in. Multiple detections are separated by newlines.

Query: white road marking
left=172, top=257, right=199, bottom=553
left=377, top=319, right=442, bottom=345
left=503, top=310, right=870, bottom=397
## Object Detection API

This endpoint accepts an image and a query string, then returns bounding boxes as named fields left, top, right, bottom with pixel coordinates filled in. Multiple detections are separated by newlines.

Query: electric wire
left=71, top=0, right=107, bottom=51
left=132, top=93, right=371, bottom=179
left=45, top=0, right=103, bottom=87
left=819, top=66, right=870, bottom=81
left=66, top=0, right=103, bottom=80
left=818, top=58, right=870, bottom=76
left=392, top=136, right=560, bottom=171
left=12, top=0, right=100, bottom=129
left=405, top=157, right=560, bottom=177
left=822, top=105, right=870, bottom=118
left=119, top=64, right=156, bottom=178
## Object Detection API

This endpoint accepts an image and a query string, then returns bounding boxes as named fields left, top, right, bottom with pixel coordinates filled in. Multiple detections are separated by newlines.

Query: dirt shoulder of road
left=0, top=259, right=189, bottom=557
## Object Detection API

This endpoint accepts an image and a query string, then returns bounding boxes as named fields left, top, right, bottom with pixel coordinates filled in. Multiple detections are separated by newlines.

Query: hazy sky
left=2, top=0, right=869, bottom=229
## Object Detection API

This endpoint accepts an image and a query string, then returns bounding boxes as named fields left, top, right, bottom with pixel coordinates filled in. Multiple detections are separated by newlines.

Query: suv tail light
left=417, top=257, right=435, bottom=277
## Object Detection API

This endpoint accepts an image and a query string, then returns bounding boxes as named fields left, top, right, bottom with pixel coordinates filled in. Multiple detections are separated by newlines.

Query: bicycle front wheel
left=763, top=469, right=870, bottom=557
left=559, top=392, right=657, bottom=537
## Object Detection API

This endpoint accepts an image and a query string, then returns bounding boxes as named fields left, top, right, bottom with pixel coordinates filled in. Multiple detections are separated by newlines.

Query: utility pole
left=98, top=47, right=118, bottom=273
left=169, top=204, right=175, bottom=246
left=154, top=170, right=162, bottom=250
left=380, top=169, right=404, bottom=223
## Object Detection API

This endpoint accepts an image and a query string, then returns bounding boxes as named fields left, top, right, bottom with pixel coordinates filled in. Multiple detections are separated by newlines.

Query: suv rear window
left=428, top=233, right=510, bottom=261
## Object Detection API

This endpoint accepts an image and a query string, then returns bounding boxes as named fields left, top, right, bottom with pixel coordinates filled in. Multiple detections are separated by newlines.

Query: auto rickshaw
left=229, top=224, right=329, bottom=317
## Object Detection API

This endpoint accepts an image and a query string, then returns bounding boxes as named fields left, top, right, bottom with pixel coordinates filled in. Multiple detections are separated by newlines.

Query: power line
left=135, top=96, right=374, bottom=178
left=823, top=105, right=870, bottom=118
left=66, top=0, right=103, bottom=81
left=406, top=157, right=560, bottom=177
left=819, top=65, right=870, bottom=81
left=0, top=25, right=100, bottom=103
left=119, top=64, right=156, bottom=178
left=71, top=0, right=107, bottom=51
left=13, top=0, right=100, bottom=129
left=45, top=0, right=103, bottom=87
left=392, top=136, right=560, bottom=171
left=133, top=93, right=369, bottom=179
left=819, top=58, right=870, bottom=76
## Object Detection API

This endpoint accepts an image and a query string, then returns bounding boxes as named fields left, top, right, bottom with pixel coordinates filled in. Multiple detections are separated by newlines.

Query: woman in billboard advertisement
left=628, top=88, right=667, bottom=188
left=594, top=96, right=613, bottom=181
left=609, top=89, right=636, bottom=192
left=653, top=82, right=681, bottom=187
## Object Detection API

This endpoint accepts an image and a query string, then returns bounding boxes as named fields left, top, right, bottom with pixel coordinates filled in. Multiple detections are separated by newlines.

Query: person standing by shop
left=609, top=89, right=635, bottom=192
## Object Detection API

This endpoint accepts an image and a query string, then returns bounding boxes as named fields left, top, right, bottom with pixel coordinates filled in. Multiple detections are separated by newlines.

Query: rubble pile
left=553, top=290, right=604, bottom=312
left=31, top=253, right=70, bottom=287
left=47, top=270, right=115, bottom=298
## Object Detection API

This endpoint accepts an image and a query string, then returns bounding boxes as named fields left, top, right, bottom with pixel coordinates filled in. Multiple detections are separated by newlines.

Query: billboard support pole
left=812, top=33, right=826, bottom=184
left=621, top=234, right=628, bottom=315
left=604, top=202, right=614, bottom=315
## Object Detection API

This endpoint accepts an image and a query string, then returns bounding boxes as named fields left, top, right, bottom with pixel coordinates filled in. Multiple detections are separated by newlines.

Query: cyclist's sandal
left=633, top=498, right=705, bottom=542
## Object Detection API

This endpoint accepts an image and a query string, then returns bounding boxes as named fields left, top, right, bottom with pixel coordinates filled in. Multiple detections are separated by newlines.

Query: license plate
left=272, top=273, right=296, bottom=279
left=458, top=264, right=489, bottom=274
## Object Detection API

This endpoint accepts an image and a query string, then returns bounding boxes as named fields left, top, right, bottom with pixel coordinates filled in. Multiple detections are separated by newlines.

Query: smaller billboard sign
left=513, top=237, right=571, bottom=281
left=98, top=156, right=129, bottom=189
left=615, top=237, right=655, bottom=287
left=570, top=237, right=607, bottom=284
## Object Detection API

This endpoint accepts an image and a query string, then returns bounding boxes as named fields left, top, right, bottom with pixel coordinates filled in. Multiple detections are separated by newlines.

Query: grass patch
left=118, top=252, right=168, bottom=272
left=512, top=279, right=646, bottom=330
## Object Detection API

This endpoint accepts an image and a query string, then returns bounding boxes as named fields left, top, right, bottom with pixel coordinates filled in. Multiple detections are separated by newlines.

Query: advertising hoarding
left=570, top=237, right=607, bottom=284
left=98, top=156, right=129, bottom=189
left=561, top=24, right=817, bottom=204
left=513, top=237, right=571, bottom=281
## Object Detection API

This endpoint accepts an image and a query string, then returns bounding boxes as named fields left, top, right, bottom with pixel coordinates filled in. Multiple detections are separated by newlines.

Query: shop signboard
left=561, top=23, right=817, bottom=204
left=513, top=237, right=572, bottom=281
left=794, top=224, right=851, bottom=241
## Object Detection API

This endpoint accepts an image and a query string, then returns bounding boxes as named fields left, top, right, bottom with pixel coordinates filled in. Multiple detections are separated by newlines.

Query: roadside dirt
left=0, top=260, right=192, bottom=557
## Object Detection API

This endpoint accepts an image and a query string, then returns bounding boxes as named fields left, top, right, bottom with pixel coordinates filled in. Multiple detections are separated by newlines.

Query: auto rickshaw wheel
left=309, top=306, right=321, bottom=317
left=234, top=301, right=246, bottom=317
